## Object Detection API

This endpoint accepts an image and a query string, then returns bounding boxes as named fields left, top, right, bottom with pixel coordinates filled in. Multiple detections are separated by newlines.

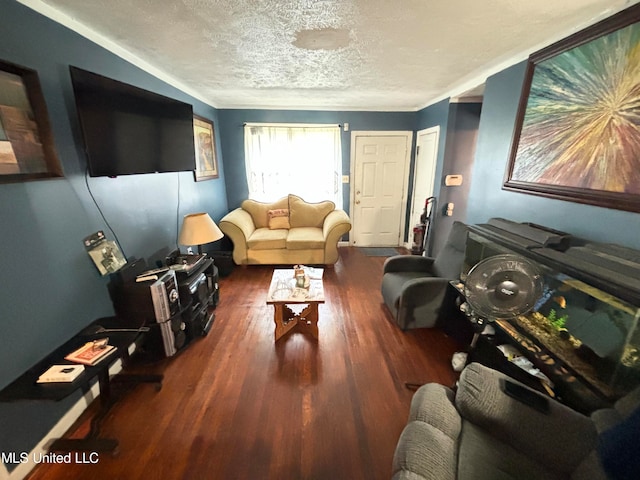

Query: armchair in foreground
left=392, top=362, right=640, bottom=480
left=381, top=221, right=468, bottom=330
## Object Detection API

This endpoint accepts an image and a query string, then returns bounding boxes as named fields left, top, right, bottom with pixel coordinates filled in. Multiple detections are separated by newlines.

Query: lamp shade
left=179, top=212, right=223, bottom=248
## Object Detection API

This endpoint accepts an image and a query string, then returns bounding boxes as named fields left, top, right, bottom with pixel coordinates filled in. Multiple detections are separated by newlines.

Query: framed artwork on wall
left=503, top=5, right=640, bottom=213
left=0, top=59, right=63, bottom=183
left=193, top=115, right=219, bottom=182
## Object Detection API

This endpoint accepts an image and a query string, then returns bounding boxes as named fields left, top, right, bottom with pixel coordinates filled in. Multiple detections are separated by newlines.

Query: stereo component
left=109, top=256, right=219, bottom=358
left=110, top=270, right=180, bottom=324
left=150, top=270, right=181, bottom=322
left=143, top=313, right=187, bottom=358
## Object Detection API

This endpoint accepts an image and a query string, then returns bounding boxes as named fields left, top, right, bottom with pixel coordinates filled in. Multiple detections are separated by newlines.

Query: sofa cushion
left=268, top=208, right=290, bottom=230
left=613, top=384, right=640, bottom=418
left=591, top=408, right=623, bottom=434
left=247, top=228, right=288, bottom=250
left=288, top=194, right=335, bottom=228
left=381, top=271, right=435, bottom=317
left=432, top=221, right=467, bottom=279
left=286, top=227, right=324, bottom=250
left=242, top=197, right=288, bottom=229
left=393, top=421, right=458, bottom=480
left=409, top=384, right=461, bottom=440
left=456, top=363, right=597, bottom=475
left=571, top=451, right=609, bottom=480
left=457, top=421, right=563, bottom=480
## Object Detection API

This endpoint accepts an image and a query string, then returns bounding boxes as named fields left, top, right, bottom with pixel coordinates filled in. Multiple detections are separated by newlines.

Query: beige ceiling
left=20, top=0, right=638, bottom=111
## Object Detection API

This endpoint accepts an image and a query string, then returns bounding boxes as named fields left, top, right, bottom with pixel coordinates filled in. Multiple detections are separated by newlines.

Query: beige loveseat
left=219, top=194, right=351, bottom=266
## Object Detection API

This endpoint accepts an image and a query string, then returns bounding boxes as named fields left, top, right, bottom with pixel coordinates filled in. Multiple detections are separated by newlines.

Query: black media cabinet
left=0, top=316, right=163, bottom=453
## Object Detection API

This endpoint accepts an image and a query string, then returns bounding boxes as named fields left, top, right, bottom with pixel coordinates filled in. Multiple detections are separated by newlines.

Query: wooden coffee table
left=266, top=268, right=324, bottom=341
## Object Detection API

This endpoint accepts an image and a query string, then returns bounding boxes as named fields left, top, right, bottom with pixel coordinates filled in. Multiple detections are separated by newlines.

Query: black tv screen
left=69, top=66, right=196, bottom=177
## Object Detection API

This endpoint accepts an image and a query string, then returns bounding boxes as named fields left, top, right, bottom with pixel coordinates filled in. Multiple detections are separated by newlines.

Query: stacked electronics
left=150, top=270, right=185, bottom=357
left=109, top=254, right=219, bottom=358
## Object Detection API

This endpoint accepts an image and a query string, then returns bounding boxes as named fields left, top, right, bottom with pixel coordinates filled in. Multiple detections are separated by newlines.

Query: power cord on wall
left=84, top=165, right=127, bottom=259
left=175, top=172, right=182, bottom=252
left=84, top=167, right=187, bottom=260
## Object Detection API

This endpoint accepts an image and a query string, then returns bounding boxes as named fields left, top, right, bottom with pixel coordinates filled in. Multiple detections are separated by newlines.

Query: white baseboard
left=0, top=359, right=125, bottom=480
left=338, top=241, right=349, bottom=247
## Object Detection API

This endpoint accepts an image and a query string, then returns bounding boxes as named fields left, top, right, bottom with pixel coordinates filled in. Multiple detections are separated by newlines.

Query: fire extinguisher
left=411, top=224, right=426, bottom=255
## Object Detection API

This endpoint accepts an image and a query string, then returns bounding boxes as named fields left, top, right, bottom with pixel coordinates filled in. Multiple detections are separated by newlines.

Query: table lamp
left=178, top=212, right=223, bottom=255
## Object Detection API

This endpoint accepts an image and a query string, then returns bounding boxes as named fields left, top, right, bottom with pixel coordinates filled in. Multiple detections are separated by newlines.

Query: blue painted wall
left=468, top=61, right=640, bottom=250
left=0, top=0, right=226, bottom=462
left=416, top=98, right=451, bottom=205
left=414, top=99, right=452, bottom=252
left=218, top=109, right=416, bottom=212
left=429, top=102, right=481, bottom=255
left=3, top=0, right=638, bottom=467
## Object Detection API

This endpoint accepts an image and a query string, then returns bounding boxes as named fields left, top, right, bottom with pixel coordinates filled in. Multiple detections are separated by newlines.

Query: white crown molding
left=417, top=2, right=636, bottom=111
left=17, top=0, right=638, bottom=114
left=17, top=0, right=215, bottom=108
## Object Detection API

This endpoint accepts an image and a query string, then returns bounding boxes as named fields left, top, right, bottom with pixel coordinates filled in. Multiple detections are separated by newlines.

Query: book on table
left=37, top=364, right=85, bottom=383
left=64, top=339, right=117, bottom=366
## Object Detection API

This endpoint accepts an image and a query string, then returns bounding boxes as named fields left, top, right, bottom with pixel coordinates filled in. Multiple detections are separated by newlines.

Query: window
left=244, top=124, right=342, bottom=208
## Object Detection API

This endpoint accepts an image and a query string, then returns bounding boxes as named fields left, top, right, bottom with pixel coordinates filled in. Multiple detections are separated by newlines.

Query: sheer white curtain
left=244, top=124, right=342, bottom=208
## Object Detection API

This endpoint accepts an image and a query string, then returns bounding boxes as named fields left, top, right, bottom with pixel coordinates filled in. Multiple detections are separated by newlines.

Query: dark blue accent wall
left=429, top=102, right=481, bottom=255
left=468, top=61, right=640, bottom=250
left=0, top=0, right=226, bottom=463
left=218, top=109, right=416, bottom=212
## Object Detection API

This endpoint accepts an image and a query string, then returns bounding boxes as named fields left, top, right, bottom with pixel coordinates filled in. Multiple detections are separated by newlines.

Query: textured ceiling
left=20, top=0, right=639, bottom=110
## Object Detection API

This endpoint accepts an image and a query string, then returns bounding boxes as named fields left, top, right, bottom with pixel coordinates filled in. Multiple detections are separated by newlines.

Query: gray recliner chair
left=392, top=362, right=640, bottom=480
left=381, top=221, right=468, bottom=330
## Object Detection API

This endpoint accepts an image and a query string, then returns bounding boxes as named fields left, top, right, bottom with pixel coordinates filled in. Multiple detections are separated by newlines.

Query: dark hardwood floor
left=28, top=247, right=463, bottom=480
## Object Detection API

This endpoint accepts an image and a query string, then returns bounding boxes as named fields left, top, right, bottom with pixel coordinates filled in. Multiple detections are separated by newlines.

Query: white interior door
left=350, top=132, right=412, bottom=247
left=410, top=127, right=439, bottom=228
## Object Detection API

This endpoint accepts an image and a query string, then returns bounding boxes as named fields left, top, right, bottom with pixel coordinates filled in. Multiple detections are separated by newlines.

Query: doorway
left=409, top=126, right=440, bottom=252
left=350, top=131, right=412, bottom=247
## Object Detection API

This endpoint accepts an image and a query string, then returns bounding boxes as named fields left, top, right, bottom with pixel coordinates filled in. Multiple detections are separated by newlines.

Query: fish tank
left=462, top=231, right=640, bottom=406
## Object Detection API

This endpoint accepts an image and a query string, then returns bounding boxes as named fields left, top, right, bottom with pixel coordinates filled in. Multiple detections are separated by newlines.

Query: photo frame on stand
left=193, top=115, right=219, bottom=182
left=503, top=5, right=640, bottom=213
left=0, top=59, right=63, bottom=183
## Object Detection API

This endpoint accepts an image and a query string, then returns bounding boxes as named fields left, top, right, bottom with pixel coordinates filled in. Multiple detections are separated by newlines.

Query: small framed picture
left=193, top=115, right=219, bottom=181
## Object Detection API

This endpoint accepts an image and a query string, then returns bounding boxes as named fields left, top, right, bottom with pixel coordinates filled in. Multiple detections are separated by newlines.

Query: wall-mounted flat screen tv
left=69, top=66, right=196, bottom=177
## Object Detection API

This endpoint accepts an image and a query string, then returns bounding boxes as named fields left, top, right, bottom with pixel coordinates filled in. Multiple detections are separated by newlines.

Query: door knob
left=356, top=200, right=361, bottom=204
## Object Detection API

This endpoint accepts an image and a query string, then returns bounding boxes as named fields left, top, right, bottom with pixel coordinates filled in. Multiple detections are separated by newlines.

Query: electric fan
left=462, top=254, right=544, bottom=346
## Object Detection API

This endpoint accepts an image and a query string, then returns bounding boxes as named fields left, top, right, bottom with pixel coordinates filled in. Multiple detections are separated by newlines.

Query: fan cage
left=463, top=254, right=543, bottom=320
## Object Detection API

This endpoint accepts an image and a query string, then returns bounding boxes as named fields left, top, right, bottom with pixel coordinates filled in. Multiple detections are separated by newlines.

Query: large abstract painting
left=504, top=5, right=640, bottom=213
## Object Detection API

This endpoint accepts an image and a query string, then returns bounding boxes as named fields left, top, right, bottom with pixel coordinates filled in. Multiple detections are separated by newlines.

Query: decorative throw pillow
left=288, top=194, right=335, bottom=228
left=268, top=209, right=290, bottom=229
left=241, top=197, right=288, bottom=228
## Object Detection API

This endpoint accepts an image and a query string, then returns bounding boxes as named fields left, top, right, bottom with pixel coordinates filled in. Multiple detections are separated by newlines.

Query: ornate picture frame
left=503, top=5, right=640, bottom=213
left=0, top=59, right=63, bottom=183
left=193, top=115, right=219, bottom=182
